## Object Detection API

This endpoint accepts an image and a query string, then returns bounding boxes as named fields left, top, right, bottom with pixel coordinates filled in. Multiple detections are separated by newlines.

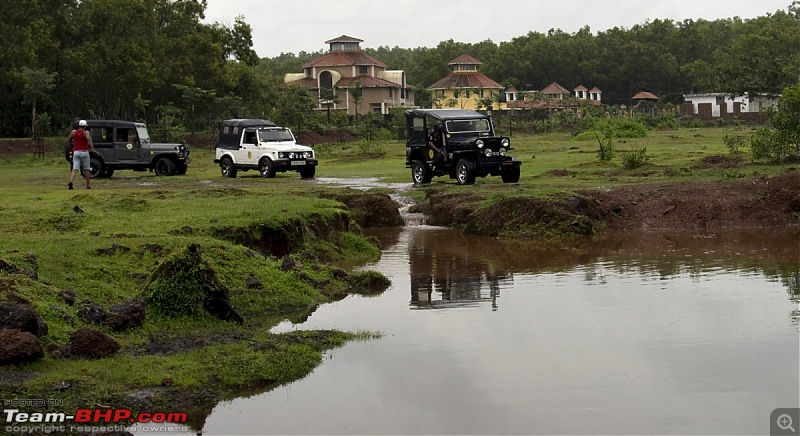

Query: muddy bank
left=417, top=171, right=800, bottom=238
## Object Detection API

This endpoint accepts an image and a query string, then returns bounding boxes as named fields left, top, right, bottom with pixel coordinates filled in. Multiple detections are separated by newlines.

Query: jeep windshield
left=258, top=129, right=294, bottom=142
left=444, top=119, right=491, bottom=134
left=136, top=125, right=150, bottom=144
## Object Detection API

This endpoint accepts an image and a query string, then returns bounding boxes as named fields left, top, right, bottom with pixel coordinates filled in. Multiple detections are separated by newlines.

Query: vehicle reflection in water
left=202, top=225, right=799, bottom=435
left=408, top=228, right=508, bottom=310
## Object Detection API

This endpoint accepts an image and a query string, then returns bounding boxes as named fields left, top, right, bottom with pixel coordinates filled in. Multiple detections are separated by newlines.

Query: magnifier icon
left=778, top=414, right=796, bottom=432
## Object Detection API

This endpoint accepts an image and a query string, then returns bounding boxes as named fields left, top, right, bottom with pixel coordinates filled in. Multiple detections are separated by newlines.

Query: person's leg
left=69, top=154, right=81, bottom=188
left=83, top=169, right=92, bottom=188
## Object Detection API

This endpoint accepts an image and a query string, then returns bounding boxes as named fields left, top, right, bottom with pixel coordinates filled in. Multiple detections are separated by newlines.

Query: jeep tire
left=154, top=157, right=176, bottom=176
left=411, top=160, right=432, bottom=184
left=259, top=157, right=276, bottom=178
left=220, top=156, right=237, bottom=178
left=89, top=156, right=104, bottom=179
left=501, top=166, right=521, bottom=183
left=175, top=162, right=188, bottom=175
left=455, top=159, right=476, bottom=185
left=299, top=166, right=316, bottom=179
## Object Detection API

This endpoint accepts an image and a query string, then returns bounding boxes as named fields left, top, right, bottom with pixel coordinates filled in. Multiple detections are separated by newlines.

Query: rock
left=280, top=256, right=296, bottom=271
left=140, top=244, right=162, bottom=254
left=69, top=327, right=120, bottom=358
left=59, top=289, right=77, bottom=306
left=0, top=302, right=46, bottom=337
left=0, top=329, right=44, bottom=364
left=76, top=300, right=107, bottom=324
left=46, top=343, right=71, bottom=359
left=245, top=275, right=262, bottom=289
left=106, top=298, right=146, bottom=331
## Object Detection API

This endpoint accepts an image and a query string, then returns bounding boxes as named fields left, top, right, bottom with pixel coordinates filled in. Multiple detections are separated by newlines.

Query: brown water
left=203, top=227, right=800, bottom=435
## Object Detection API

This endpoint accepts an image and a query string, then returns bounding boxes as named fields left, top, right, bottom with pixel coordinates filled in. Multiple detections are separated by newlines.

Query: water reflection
left=380, top=227, right=800, bottom=311
left=203, top=226, right=799, bottom=435
left=408, top=229, right=507, bottom=310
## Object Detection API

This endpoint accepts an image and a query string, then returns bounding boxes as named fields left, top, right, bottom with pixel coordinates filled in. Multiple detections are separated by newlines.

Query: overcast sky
left=203, top=0, right=792, bottom=58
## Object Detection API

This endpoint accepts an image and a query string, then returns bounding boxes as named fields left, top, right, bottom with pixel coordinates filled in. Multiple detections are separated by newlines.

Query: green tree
left=750, top=80, right=800, bottom=162
left=19, top=67, right=57, bottom=136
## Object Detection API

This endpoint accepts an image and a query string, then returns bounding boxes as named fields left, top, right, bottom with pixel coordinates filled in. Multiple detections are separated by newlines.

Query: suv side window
left=90, top=127, right=112, bottom=144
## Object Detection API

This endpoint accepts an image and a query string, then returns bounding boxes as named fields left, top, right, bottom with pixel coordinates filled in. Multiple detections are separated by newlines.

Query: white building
left=683, top=93, right=778, bottom=117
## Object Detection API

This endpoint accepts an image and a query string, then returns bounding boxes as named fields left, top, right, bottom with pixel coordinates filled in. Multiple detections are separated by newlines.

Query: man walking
left=67, top=120, right=96, bottom=189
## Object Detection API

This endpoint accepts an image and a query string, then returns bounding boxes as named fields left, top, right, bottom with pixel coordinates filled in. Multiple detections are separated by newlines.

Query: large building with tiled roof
left=284, top=35, right=413, bottom=115
left=428, top=55, right=504, bottom=110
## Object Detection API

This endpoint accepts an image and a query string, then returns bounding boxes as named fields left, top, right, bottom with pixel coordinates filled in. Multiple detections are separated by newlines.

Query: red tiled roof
left=505, top=87, right=518, bottom=93
left=589, top=86, right=602, bottom=93
left=448, top=54, right=482, bottom=65
left=324, top=35, right=363, bottom=44
left=633, top=91, right=658, bottom=100
left=428, top=71, right=503, bottom=90
left=540, top=82, right=570, bottom=95
left=303, top=51, right=387, bottom=68
left=574, top=85, right=588, bottom=91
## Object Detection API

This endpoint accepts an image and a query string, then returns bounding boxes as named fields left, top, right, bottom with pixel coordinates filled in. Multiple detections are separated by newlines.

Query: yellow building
left=428, top=55, right=504, bottom=110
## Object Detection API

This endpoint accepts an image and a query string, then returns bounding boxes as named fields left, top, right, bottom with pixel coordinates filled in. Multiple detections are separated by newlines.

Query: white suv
left=214, top=119, right=318, bottom=179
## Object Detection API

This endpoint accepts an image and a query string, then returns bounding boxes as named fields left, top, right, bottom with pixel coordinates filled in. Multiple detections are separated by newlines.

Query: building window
left=359, top=65, right=368, bottom=75
left=389, top=88, right=393, bottom=98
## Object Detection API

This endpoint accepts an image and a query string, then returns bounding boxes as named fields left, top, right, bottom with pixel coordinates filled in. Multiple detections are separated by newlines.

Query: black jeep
left=64, top=120, right=190, bottom=178
left=404, top=109, right=521, bottom=185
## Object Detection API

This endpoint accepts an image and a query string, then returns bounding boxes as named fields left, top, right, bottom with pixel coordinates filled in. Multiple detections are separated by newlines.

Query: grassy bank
left=0, top=125, right=797, bottom=429
left=0, top=159, right=391, bottom=429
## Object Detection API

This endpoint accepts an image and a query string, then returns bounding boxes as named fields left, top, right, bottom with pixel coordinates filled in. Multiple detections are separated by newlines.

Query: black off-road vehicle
left=404, top=109, right=521, bottom=185
left=64, top=120, right=190, bottom=178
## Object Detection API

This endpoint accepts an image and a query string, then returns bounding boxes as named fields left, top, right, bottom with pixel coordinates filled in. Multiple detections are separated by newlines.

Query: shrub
left=620, top=147, right=648, bottom=169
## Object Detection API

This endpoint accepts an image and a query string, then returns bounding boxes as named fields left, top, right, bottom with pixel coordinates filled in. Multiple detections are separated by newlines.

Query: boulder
left=0, top=329, right=43, bottom=364
left=76, top=300, right=107, bottom=324
left=69, top=328, right=120, bottom=358
left=0, top=302, right=47, bottom=337
left=106, top=298, right=146, bottom=331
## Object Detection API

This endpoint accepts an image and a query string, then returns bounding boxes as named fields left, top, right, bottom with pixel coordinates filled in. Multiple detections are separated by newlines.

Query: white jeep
left=214, top=119, right=318, bottom=179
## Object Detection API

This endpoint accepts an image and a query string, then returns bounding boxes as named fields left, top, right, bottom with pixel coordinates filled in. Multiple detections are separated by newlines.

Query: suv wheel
left=299, top=166, right=316, bottom=179
left=175, top=163, right=188, bottom=175
left=455, top=159, right=476, bottom=185
left=258, top=157, right=276, bottom=178
left=501, top=166, right=520, bottom=183
left=411, top=160, right=432, bottom=184
left=100, top=167, right=115, bottom=178
left=220, top=156, right=237, bottom=178
left=89, top=156, right=104, bottom=179
left=154, top=157, right=177, bottom=176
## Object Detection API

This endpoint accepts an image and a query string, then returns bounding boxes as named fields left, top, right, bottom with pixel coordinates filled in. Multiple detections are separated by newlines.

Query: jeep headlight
left=303, top=151, right=313, bottom=159
left=501, top=138, right=510, bottom=147
left=484, top=149, right=493, bottom=157
left=476, top=140, right=484, bottom=149
left=499, top=147, right=507, bottom=156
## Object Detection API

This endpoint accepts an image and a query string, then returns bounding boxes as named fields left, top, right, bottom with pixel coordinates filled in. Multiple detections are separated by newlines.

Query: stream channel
left=200, top=179, right=799, bottom=435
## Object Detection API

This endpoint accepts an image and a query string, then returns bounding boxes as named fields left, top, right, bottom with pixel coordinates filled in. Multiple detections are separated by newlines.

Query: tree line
left=2, top=0, right=799, bottom=138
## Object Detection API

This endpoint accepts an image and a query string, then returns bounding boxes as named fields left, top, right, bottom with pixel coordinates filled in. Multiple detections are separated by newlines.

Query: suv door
left=237, top=128, right=259, bottom=165
left=113, top=127, right=141, bottom=160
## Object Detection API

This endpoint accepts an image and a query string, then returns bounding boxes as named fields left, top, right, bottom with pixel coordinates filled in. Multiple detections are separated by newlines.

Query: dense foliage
left=2, top=1, right=800, bottom=137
